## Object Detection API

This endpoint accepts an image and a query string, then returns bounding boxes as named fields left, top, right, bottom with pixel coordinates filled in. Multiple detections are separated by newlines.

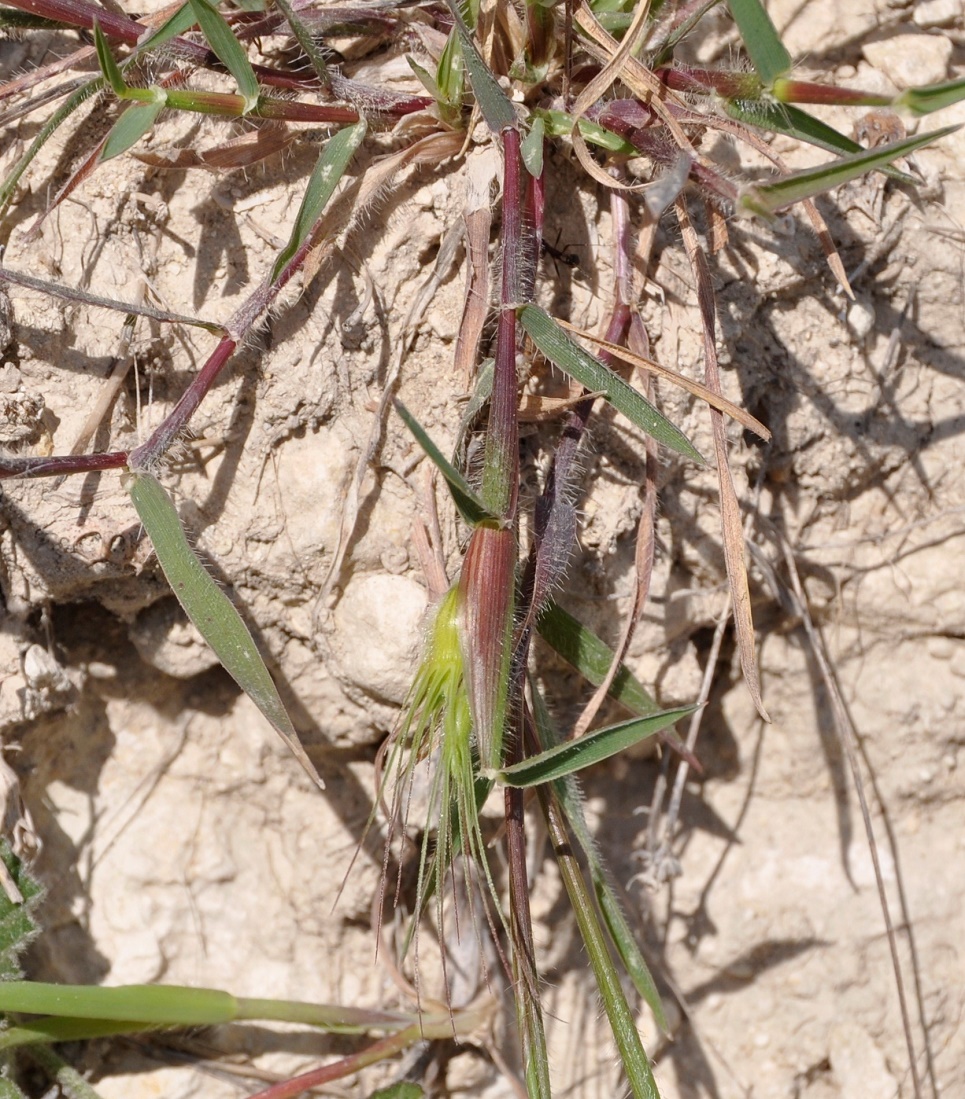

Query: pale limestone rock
left=829, top=1022, right=899, bottom=1099
left=913, top=0, right=963, bottom=28
left=331, top=573, right=427, bottom=704
left=862, top=31, right=953, bottom=88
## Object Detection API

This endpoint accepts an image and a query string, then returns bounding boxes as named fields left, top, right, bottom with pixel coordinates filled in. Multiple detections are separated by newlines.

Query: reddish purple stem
left=0, top=450, right=129, bottom=479
left=2, top=0, right=431, bottom=111
left=128, top=337, right=236, bottom=470
left=481, top=127, right=523, bottom=521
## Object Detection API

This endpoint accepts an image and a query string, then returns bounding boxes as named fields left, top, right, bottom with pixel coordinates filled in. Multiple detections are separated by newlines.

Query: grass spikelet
left=379, top=584, right=504, bottom=994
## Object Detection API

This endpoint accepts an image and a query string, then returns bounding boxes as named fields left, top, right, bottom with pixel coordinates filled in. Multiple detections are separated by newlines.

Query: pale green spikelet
left=381, top=586, right=502, bottom=978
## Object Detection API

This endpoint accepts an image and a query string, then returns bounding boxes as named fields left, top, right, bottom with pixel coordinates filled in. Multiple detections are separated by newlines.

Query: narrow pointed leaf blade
left=537, top=602, right=660, bottom=716
left=0, top=78, right=106, bottom=217
left=739, top=125, right=960, bottom=216
left=100, top=99, right=164, bottom=161
left=727, top=0, right=791, bottom=84
left=725, top=99, right=915, bottom=183
left=519, top=305, right=703, bottom=463
left=126, top=472, right=323, bottom=789
left=594, top=878, right=667, bottom=1029
left=395, top=400, right=495, bottom=526
left=134, top=2, right=197, bottom=54
left=897, top=76, right=965, bottom=116
left=407, top=56, right=442, bottom=101
left=0, top=8, right=72, bottom=28
left=188, top=0, right=260, bottom=107
left=496, top=707, right=694, bottom=787
left=535, top=108, right=636, bottom=153
left=0, top=266, right=222, bottom=331
left=435, top=25, right=464, bottom=106
left=445, top=0, right=517, bottom=133
left=270, top=120, right=367, bottom=282
left=538, top=783, right=660, bottom=1098
left=273, top=0, right=330, bottom=85
left=93, top=22, right=127, bottom=96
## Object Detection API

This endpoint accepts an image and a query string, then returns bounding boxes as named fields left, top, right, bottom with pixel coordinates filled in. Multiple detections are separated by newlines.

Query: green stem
left=538, top=782, right=661, bottom=1099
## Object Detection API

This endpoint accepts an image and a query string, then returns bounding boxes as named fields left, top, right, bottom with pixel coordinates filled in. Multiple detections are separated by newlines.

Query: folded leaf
left=728, top=0, right=791, bottom=85
left=445, top=0, right=517, bottom=133
left=537, top=602, right=660, bottom=717
left=519, top=305, right=703, bottom=463
left=494, top=706, right=695, bottom=787
left=100, top=98, right=164, bottom=161
left=187, top=0, right=259, bottom=110
left=395, top=400, right=495, bottom=526
left=897, top=76, right=965, bottom=116
left=271, top=120, right=366, bottom=282
left=126, top=472, right=323, bottom=789
left=738, top=125, right=959, bottom=216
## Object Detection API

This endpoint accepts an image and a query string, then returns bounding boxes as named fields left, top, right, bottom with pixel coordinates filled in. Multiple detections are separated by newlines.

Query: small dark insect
left=540, top=237, right=580, bottom=269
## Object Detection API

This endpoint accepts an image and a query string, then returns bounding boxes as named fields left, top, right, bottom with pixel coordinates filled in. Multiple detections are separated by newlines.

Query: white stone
left=847, top=298, right=875, bottom=342
left=913, top=0, right=963, bottom=28
left=862, top=32, right=953, bottom=88
left=332, top=573, right=427, bottom=704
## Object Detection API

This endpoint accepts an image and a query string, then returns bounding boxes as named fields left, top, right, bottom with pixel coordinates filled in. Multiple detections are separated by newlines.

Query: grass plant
left=0, top=0, right=962, bottom=1095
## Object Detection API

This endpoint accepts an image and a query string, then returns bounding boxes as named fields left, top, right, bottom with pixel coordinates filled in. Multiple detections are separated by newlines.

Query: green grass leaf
left=270, top=120, right=367, bottom=282
left=369, top=1086, right=424, bottom=1099
left=725, top=99, right=915, bottom=184
left=0, top=981, right=408, bottom=1033
left=537, top=779, right=661, bottom=1099
left=0, top=7, right=71, bottom=28
left=435, top=25, right=465, bottom=108
left=407, top=56, right=442, bottom=101
left=0, top=79, right=106, bottom=218
left=187, top=0, right=259, bottom=109
left=273, top=0, right=330, bottom=85
left=394, top=400, right=496, bottom=526
left=126, top=472, right=323, bottom=789
left=100, top=98, right=165, bottom=161
left=896, top=75, right=965, bottom=116
left=133, top=2, right=197, bottom=54
left=529, top=686, right=667, bottom=1029
left=445, top=0, right=517, bottom=132
left=727, top=0, right=791, bottom=84
left=93, top=22, right=127, bottom=96
left=536, top=602, right=660, bottom=716
left=738, top=124, right=960, bottom=216
left=495, top=706, right=694, bottom=787
left=518, top=305, right=703, bottom=463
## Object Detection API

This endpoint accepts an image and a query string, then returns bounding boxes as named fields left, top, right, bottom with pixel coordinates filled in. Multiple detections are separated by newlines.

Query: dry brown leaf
left=676, top=199, right=769, bottom=722
left=455, top=147, right=498, bottom=384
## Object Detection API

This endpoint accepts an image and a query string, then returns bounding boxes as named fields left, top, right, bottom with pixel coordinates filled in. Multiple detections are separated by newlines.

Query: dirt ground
left=1, top=1, right=964, bottom=1097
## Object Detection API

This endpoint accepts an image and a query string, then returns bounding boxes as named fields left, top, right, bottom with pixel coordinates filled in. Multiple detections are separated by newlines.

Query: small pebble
left=847, top=298, right=875, bottom=342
